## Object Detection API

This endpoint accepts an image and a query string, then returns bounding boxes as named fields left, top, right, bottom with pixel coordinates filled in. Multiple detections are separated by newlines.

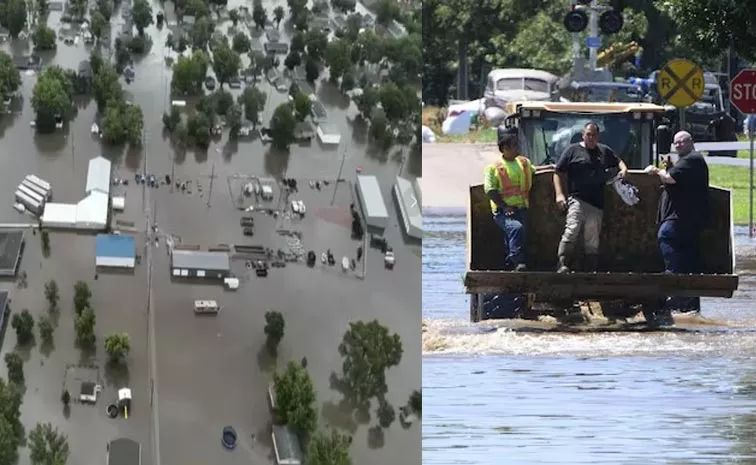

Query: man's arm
left=484, top=165, right=507, bottom=212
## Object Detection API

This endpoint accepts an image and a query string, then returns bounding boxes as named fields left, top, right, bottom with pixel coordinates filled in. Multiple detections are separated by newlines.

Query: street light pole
left=331, top=141, right=349, bottom=205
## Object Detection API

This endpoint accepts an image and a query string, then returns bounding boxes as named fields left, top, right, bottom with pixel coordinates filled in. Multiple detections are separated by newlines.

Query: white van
left=194, top=300, right=220, bottom=314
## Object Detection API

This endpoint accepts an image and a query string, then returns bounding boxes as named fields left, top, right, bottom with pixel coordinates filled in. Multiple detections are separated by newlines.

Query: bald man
left=644, top=131, right=709, bottom=275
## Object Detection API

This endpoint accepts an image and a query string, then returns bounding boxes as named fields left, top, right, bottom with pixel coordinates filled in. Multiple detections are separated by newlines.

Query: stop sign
left=730, top=69, right=756, bottom=114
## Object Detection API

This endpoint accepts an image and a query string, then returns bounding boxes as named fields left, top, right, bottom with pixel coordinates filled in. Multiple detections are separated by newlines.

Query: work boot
left=514, top=263, right=527, bottom=272
left=584, top=254, right=599, bottom=272
left=557, top=255, right=570, bottom=274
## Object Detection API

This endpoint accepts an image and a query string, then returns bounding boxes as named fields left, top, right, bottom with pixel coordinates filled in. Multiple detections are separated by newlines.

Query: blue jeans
left=658, top=219, right=699, bottom=273
left=493, top=208, right=527, bottom=267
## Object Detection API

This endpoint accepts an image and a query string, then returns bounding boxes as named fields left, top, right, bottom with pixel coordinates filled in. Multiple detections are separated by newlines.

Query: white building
left=393, top=176, right=422, bottom=239
left=41, top=156, right=111, bottom=231
left=356, top=174, right=389, bottom=229
left=86, top=156, right=112, bottom=196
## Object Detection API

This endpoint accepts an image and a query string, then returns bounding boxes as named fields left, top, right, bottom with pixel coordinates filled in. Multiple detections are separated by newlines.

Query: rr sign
left=730, top=69, right=756, bottom=114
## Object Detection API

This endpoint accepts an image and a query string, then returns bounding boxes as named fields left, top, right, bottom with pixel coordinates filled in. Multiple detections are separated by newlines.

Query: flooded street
left=0, top=1, right=420, bottom=464
left=423, top=213, right=756, bottom=464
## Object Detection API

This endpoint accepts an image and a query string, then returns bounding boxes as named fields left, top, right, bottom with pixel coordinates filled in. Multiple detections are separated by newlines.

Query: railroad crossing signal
left=729, top=68, right=756, bottom=114
left=656, top=59, right=705, bottom=108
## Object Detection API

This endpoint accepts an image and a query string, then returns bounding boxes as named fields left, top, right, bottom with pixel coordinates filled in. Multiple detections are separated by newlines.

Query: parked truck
left=465, top=101, right=739, bottom=327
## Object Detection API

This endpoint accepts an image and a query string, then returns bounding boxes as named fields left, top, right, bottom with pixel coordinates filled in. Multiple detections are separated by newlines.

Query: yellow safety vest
left=489, top=156, right=533, bottom=212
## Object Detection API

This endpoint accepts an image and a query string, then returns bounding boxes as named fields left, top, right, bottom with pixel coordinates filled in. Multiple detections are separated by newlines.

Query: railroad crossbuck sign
left=656, top=59, right=705, bottom=107
left=730, top=69, right=756, bottom=114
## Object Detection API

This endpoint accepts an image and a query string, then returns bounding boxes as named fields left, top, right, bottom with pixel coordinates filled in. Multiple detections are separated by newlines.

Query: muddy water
left=423, top=213, right=756, bottom=464
left=0, top=1, right=420, bottom=464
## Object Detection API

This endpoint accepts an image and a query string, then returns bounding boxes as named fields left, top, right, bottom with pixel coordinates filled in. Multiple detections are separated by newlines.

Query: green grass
left=709, top=165, right=756, bottom=225
left=736, top=133, right=756, bottom=159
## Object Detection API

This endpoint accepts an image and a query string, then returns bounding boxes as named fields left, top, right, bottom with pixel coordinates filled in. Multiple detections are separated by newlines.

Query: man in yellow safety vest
left=483, top=126, right=536, bottom=271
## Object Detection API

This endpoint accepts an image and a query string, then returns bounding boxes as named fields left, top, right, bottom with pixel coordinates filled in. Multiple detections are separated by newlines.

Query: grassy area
left=422, top=105, right=498, bottom=143
left=709, top=165, right=756, bottom=225
left=735, top=133, right=756, bottom=159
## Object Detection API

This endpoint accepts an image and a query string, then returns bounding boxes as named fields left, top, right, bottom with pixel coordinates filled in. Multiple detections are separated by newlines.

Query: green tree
left=11, top=310, right=34, bottom=345
left=90, top=9, right=106, bottom=40
left=340, top=71, right=355, bottom=93
left=331, top=0, right=355, bottom=15
left=290, top=32, right=305, bottom=54
left=0, top=51, right=21, bottom=98
left=32, top=24, right=56, bottom=50
left=104, top=332, right=131, bottom=362
left=190, top=16, right=214, bottom=50
left=376, top=399, right=395, bottom=428
left=337, top=320, right=403, bottom=405
left=232, top=32, right=251, bottom=54
left=378, top=82, right=409, bottom=123
left=263, top=310, right=285, bottom=351
left=101, top=99, right=144, bottom=145
left=131, top=0, right=153, bottom=35
left=292, top=91, right=311, bottom=122
left=38, top=315, right=53, bottom=344
left=305, top=29, right=328, bottom=61
left=229, top=8, right=239, bottom=26
left=324, top=38, right=351, bottom=81
left=239, top=86, right=265, bottom=127
left=187, top=111, right=212, bottom=148
left=273, top=361, right=317, bottom=434
left=307, top=429, right=352, bottom=465
left=273, top=5, right=285, bottom=26
left=408, top=389, right=421, bottom=414
left=375, top=0, right=399, bottom=25
left=269, top=103, right=296, bottom=149
left=172, top=50, right=209, bottom=95
left=32, top=66, right=72, bottom=131
left=356, top=85, right=379, bottom=120
left=44, top=279, right=59, bottom=311
left=28, top=422, right=70, bottom=465
left=212, top=43, right=241, bottom=87
left=4, top=352, right=24, bottom=386
left=92, top=64, right=123, bottom=112
left=0, top=417, right=18, bottom=465
left=252, top=0, right=267, bottom=29
left=97, top=0, right=113, bottom=19
left=284, top=51, right=301, bottom=71
left=40, top=229, right=50, bottom=255
left=368, top=108, right=391, bottom=148
left=73, top=281, right=91, bottom=314
left=162, top=106, right=181, bottom=131
left=74, top=307, right=96, bottom=347
left=0, top=378, right=23, bottom=447
left=5, top=0, right=27, bottom=37
left=304, top=56, right=319, bottom=82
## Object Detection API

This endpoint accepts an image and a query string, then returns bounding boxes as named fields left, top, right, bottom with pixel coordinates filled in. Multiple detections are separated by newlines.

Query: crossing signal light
left=564, top=10, right=588, bottom=33
left=599, top=10, right=624, bottom=34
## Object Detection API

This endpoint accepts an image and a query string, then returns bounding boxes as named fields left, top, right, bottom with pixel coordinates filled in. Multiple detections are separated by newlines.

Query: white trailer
left=24, top=175, right=53, bottom=199
left=356, top=175, right=389, bottom=229
left=21, top=179, right=49, bottom=201
left=15, top=190, right=42, bottom=215
left=194, top=300, right=220, bottom=314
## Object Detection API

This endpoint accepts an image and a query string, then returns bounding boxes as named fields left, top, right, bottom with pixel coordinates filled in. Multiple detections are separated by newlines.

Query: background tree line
left=422, top=0, right=756, bottom=106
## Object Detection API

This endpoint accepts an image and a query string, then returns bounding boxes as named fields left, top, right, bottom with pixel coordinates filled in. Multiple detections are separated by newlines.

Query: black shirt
left=658, top=151, right=709, bottom=229
left=555, top=143, right=620, bottom=210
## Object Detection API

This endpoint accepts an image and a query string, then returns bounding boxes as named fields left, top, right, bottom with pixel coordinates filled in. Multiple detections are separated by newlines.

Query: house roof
left=96, top=234, right=135, bottom=258
left=86, top=156, right=112, bottom=195
left=171, top=250, right=230, bottom=271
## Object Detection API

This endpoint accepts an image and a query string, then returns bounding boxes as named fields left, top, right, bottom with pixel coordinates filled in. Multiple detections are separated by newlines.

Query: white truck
left=194, top=300, right=220, bottom=314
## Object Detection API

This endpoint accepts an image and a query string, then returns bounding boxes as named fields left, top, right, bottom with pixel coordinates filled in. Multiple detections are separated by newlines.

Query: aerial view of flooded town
left=0, top=0, right=421, bottom=463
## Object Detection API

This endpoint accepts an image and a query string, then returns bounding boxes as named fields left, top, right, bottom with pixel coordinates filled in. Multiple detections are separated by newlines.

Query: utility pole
left=331, top=141, right=349, bottom=205
left=207, top=160, right=216, bottom=208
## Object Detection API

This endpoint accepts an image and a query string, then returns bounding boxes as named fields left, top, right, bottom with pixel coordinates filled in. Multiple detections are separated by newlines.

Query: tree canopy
left=273, top=361, right=318, bottom=434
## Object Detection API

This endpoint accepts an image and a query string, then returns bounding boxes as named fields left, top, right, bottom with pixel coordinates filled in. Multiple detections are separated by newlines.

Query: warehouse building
left=356, top=174, right=389, bottom=229
left=171, top=250, right=231, bottom=279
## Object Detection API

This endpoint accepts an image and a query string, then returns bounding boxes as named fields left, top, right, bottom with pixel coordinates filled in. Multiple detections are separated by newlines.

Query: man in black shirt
left=553, top=122, right=628, bottom=273
left=644, top=131, right=709, bottom=274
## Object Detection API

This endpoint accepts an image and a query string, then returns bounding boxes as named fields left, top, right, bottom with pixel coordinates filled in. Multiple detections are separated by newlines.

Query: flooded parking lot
left=0, top=0, right=420, bottom=463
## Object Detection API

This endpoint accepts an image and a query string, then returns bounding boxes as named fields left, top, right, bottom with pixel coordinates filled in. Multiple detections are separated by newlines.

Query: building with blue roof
left=95, top=234, right=136, bottom=268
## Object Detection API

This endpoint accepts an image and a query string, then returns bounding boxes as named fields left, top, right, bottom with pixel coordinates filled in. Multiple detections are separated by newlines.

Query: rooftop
left=0, top=230, right=25, bottom=276
left=171, top=250, right=231, bottom=271
left=272, top=425, right=303, bottom=465
left=108, top=438, right=141, bottom=465
left=96, top=234, right=135, bottom=258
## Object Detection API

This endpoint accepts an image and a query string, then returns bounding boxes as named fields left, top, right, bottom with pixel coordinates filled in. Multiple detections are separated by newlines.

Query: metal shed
left=96, top=234, right=136, bottom=268
left=271, top=425, right=303, bottom=465
left=171, top=250, right=231, bottom=279
left=86, top=156, right=112, bottom=196
left=356, top=174, right=389, bottom=229
left=107, top=438, right=141, bottom=465
left=393, top=176, right=422, bottom=239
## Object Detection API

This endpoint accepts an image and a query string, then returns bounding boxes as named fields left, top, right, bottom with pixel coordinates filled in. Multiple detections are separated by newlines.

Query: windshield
left=519, top=112, right=647, bottom=168
left=688, top=87, right=723, bottom=114
left=566, top=86, right=644, bottom=103
left=496, top=78, right=551, bottom=93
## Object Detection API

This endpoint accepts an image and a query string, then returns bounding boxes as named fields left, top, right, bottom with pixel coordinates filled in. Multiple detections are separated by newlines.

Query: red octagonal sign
left=730, top=69, right=756, bottom=114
